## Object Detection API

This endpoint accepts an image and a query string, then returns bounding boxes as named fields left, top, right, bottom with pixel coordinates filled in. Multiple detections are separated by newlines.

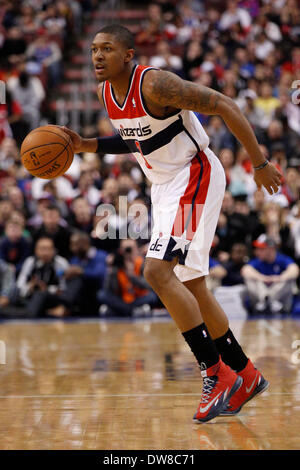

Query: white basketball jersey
left=102, top=64, right=210, bottom=185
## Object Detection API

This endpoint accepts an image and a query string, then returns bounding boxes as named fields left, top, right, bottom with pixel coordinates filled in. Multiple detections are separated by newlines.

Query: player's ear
left=124, top=48, right=135, bottom=63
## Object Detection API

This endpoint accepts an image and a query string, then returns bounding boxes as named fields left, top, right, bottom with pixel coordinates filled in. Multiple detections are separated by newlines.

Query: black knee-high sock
left=214, top=329, right=248, bottom=373
left=182, top=323, right=220, bottom=371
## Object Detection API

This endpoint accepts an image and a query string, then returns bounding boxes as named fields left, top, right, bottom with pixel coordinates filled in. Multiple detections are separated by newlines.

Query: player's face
left=91, top=33, right=133, bottom=82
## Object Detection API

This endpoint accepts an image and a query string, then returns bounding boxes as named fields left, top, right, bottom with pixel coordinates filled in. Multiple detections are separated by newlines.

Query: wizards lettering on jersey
left=118, top=123, right=152, bottom=138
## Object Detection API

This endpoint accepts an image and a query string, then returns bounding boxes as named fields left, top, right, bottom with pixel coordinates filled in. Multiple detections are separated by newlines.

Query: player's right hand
left=59, top=126, right=83, bottom=153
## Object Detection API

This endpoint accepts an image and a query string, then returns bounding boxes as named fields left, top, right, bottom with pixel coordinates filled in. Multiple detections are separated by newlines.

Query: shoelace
left=201, top=376, right=217, bottom=404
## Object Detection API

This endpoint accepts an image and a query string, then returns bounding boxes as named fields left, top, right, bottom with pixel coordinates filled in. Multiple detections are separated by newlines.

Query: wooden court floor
left=0, top=317, right=299, bottom=450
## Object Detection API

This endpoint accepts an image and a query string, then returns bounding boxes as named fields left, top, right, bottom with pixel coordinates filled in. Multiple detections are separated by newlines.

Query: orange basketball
left=20, top=125, right=74, bottom=179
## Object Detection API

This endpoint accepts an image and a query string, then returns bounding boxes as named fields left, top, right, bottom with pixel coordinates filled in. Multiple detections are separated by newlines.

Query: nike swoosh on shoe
left=246, top=372, right=258, bottom=394
left=199, top=390, right=225, bottom=414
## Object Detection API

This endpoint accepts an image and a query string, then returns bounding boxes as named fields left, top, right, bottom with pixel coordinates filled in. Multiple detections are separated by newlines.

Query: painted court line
left=258, top=319, right=282, bottom=336
left=0, top=392, right=296, bottom=399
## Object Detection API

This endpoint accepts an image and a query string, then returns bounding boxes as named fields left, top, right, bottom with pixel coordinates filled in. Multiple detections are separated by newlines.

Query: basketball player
left=61, top=25, right=282, bottom=423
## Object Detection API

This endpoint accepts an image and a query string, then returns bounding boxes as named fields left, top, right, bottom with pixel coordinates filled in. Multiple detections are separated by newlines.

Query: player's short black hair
left=96, top=24, right=135, bottom=50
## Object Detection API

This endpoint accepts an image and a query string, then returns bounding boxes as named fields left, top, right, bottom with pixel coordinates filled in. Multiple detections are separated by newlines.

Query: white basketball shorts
left=146, top=147, right=226, bottom=282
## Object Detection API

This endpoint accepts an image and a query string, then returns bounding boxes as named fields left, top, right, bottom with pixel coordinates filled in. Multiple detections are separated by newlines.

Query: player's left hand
left=254, top=162, right=283, bottom=195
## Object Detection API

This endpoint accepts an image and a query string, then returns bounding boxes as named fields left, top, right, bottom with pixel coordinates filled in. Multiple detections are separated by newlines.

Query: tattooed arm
left=142, top=69, right=282, bottom=195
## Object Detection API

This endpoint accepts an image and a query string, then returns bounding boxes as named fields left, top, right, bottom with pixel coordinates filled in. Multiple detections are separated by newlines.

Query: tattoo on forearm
left=150, top=71, right=222, bottom=114
left=198, top=88, right=221, bottom=113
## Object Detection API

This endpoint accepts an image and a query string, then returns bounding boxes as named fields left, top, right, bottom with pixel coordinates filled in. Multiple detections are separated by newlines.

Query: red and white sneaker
left=220, top=359, right=269, bottom=416
left=193, top=359, right=243, bottom=423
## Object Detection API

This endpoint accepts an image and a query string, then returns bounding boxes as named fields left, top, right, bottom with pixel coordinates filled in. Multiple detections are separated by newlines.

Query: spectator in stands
left=281, top=167, right=300, bottom=206
left=0, top=199, right=13, bottom=235
left=18, top=5, right=39, bottom=35
left=229, top=147, right=257, bottom=197
left=98, top=239, right=157, bottom=317
left=242, top=234, right=299, bottom=314
left=73, top=169, right=101, bottom=207
left=252, top=13, right=282, bottom=44
left=0, top=98, right=14, bottom=146
left=254, top=82, right=281, bottom=129
left=0, top=137, right=20, bottom=174
left=59, top=0, right=83, bottom=36
left=219, top=148, right=235, bottom=187
left=177, top=1, right=202, bottom=31
left=7, top=67, right=45, bottom=131
left=248, top=188, right=266, bottom=222
left=135, top=2, right=164, bottom=46
left=206, top=116, right=230, bottom=155
left=276, top=88, right=300, bottom=137
left=149, top=40, right=183, bottom=74
left=0, top=258, right=15, bottom=309
left=26, top=32, right=62, bottom=86
left=227, top=194, right=260, bottom=246
left=182, top=40, right=203, bottom=81
left=252, top=201, right=294, bottom=258
left=16, top=237, right=69, bottom=318
left=7, top=185, right=30, bottom=218
left=0, top=219, right=31, bottom=274
left=234, top=47, right=255, bottom=79
left=239, top=89, right=265, bottom=134
left=43, top=3, right=67, bottom=36
left=10, top=210, right=31, bottom=239
left=264, top=119, right=297, bottom=161
left=37, top=180, right=70, bottom=219
left=214, top=211, right=232, bottom=260
left=30, top=174, right=76, bottom=202
left=206, top=258, right=227, bottom=292
left=0, top=174, right=17, bottom=196
left=269, top=142, right=288, bottom=175
left=99, top=177, right=119, bottom=205
left=68, top=196, right=94, bottom=233
left=117, top=173, right=139, bottom=202
left=127, top=197, right=151, bottom=246
left=219, top=0, right=252, bottom=32
left=222, top=243, right=249, bottom=286
left=32, top=204, right=71, bottom=259
left=221, top=190, right=235, bottom=217
left=64, top=231, right=107, bottom=315
left=26, top=192, right=54, bottom=229
left=1, top=90, right=27, bottom=147
left=0, top=26, right=26, bottom=65
left=254, top=31, right=275, bottom=61
left=91, top=203, right=121, bottom=254
left=289, top=201, right=300, bottom=268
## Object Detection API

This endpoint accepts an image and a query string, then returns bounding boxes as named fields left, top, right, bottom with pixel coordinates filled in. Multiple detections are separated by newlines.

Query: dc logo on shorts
left=150, top=238, right=163, bottom=252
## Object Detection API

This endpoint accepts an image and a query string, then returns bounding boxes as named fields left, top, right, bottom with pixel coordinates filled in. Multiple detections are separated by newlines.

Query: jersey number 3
left=135, top=140, right=152, bottom=169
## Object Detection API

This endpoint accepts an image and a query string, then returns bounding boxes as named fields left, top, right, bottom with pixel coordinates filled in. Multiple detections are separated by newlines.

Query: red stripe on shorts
left=171, top=151, right=211, bottom=241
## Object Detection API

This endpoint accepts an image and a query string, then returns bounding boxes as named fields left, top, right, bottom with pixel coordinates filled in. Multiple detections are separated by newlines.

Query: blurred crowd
left=0, top=0, right=96, bottom=146
left=0, top=0, right=300, bottom=319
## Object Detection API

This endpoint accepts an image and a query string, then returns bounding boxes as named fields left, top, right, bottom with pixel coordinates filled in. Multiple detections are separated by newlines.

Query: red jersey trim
left=104, top=65, right=153, bottom=120
left=110, top=64, right=138, bottom=110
